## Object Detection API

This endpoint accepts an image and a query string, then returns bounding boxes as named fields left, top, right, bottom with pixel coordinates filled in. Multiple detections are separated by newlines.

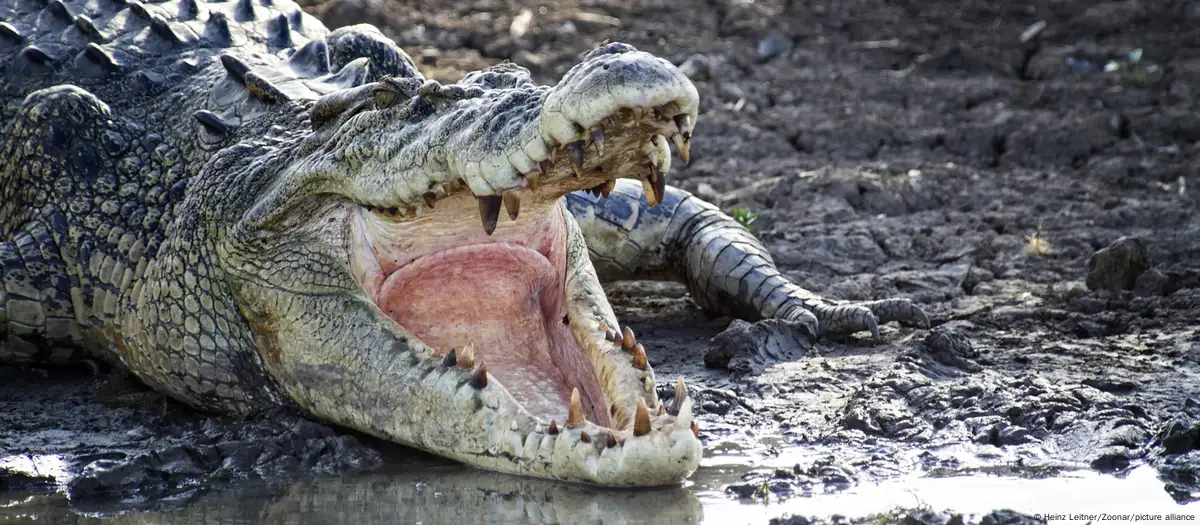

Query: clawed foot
left=813, top=298, right=930, bottom=339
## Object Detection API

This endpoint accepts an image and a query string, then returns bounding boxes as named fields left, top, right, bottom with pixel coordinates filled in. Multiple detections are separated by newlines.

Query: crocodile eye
left=374, top=89, right=397, bottom=110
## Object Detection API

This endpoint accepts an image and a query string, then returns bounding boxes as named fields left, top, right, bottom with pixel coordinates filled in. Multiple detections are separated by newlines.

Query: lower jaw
left=372, top=204, right=613, bottom=427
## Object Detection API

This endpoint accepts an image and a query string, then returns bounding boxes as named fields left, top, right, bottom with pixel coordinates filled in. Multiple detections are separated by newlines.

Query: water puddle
left=2, top=448, right=1197, bottom=524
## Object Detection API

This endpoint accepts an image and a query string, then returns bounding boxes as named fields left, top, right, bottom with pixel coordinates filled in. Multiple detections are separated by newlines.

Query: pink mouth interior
left=370, top=210, right=612, bottom=427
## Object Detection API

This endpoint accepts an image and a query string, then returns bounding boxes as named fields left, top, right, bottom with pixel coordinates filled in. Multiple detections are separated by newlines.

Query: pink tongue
left=376, top=243, right=573, bottom=419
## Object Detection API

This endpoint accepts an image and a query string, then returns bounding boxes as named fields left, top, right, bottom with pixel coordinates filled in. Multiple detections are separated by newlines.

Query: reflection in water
left=3, top=465, right=703, bottom=525
left=4, top=458, right=1198, bottom=524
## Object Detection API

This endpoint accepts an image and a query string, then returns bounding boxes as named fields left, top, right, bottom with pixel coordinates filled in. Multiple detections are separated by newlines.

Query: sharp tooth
left=605, top=432, right=618, bottom=448
left=601, top=179, right=615, bottom=197
left=590, top=127, right=604, bottom=156
left=502, top=190, right=520, bottom=221
left=621, top=326, right=636, bottom=352
left=674, top=114, right=692, bottom=140
left=457, top=342, right=476, bottom=369
left=649, top=134, right=670, bottom=169
left=671, top=376, right=687, bottom=414
left=567, top=387, right=585, bottom=427
left=470, top=361, right=488, bottom=389
left=441, top=349, right=457, bottom=367
left=566, top=141, right=585, bottom=177
left=643, top=376, right=654, bottom=393
left=423, top=191, right=437, bottom=209
left=534, top=422, right=544, bottom=434
left=672, top=133, right=691, bottom=165
left=477, top=195, right=502, bottom=235
left=691, top=422, right=699, bottom=438
left=580, top=432, right=591, bottom=443
left=510, top=420, right=520, bottom=432
left=598, top=321, right=610, bottom=333
left=634, top=398, right=651, bottom=436
left=641, top=177, right=660, bottom=207
left=677, top=396, right=694, bottom=428
left=632, top=343, right=647, bottom=370
left=548, top=419, right=560, bottom=435
left=658, top=405, right=667, bottom=416
left=651, top=170, right=666, bottom=206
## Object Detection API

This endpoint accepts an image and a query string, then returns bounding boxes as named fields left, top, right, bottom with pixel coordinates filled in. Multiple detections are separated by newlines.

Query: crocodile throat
left=366, top=207, right=612, bottom=427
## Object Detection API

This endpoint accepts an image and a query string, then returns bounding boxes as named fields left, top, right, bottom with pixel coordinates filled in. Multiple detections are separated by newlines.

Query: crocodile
left=0, top=0, right=929, bottom=486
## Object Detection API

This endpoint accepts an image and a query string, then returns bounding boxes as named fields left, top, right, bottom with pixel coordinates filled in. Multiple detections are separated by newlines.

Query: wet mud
left=3, top=0, right=1199, bottom=522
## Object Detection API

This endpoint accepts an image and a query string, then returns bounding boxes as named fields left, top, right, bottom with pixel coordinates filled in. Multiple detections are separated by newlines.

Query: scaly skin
left=0, top=0, right=928, bottom=486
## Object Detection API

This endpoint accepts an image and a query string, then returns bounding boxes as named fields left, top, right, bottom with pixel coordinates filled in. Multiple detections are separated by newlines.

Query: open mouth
left=347, top=101, right=697, bottom=455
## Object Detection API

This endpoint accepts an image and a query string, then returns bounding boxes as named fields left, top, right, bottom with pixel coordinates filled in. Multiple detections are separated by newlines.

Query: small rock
left=756, top=34, right=793, bottom=63
left=1085, top=237, right=1151, bottom=292
left=1134, top=268, right=1172, bottom=296
left=724, top=482, right=760, bottom=499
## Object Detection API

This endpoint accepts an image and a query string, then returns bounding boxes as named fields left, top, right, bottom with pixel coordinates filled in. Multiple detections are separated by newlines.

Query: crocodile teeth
left=502, top=190, right=520, bottom=221
left=674, top=114, right=692, bottom=140
left=641, top=177, right=660, bottom=207
left=633, top=398, right=651, bottom=437
left=658, top=405, right=667, bottom=416
left=548, top=419, right=560, bottom=435
left=566, top=141, right=585, bottom=177
left=672, top=133, right=691, bottom=165
left=632, top=343, right=647, bottom=370
left=477, top=195, right=502, bottom=235
left=672, top=113, right=692, bottom=164
left=677, top=396, right=694, bottom=429
left=691, top=421, right=700, bottom=437
left=457, top=342, right=476, bottom=369
left=567, top=387, right=585, bottom=427
left=670, top=376, right=688, bottom=415
left=470, top=361, right=488, bottom=389
left=643, top=376, right=654, bottom=393
left=441, top=349, right=457, bottom=367
left=600, top=179, right=615, bottom=197
left=621, top=325, right=636, bottom=352
left=590, top=127, right=604, bottom=156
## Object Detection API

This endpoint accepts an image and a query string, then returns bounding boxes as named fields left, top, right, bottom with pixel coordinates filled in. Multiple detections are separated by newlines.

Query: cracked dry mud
left=3, top=0, right=1199, bottom=522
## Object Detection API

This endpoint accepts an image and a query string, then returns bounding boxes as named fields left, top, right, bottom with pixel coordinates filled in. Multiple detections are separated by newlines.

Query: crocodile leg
left=0, top=217, right=85, bottom=363
left=566, top=179, right=929, bottom=338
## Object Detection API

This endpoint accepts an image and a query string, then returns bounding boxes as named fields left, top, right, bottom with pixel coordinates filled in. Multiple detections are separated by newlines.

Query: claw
left=566, top=141, right=585, bottom=177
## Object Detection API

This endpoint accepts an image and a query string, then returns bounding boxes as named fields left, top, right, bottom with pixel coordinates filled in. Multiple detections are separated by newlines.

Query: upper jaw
left=313, top=42, right=698, bottom=227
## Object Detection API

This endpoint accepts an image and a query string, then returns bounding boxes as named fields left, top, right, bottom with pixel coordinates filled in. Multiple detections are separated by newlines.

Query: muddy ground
left=3, top=0, right=1200, bottom=522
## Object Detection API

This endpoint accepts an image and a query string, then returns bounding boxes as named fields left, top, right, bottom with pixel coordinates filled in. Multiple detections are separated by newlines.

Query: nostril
left=603, top=64, right=610, bottom=70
